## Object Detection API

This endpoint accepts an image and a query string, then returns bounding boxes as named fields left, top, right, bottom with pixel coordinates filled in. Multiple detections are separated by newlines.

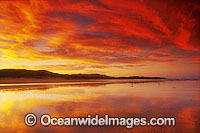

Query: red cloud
left=0, top=0, right=199, bottom=76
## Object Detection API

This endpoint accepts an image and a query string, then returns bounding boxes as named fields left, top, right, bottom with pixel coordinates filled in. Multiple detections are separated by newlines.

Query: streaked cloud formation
left=0, top=0, right=199, bottom=78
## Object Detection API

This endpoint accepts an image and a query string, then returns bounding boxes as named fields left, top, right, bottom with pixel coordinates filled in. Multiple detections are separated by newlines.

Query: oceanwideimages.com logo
left=24, top=113, right=176, bottom=129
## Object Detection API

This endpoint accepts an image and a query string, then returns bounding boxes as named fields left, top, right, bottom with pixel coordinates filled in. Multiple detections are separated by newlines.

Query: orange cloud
left=0, top=0, right=199, bottom=77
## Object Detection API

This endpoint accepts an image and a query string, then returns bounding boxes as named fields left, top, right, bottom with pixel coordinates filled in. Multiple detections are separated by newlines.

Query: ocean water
left=0, top=80, right=199, bottom=133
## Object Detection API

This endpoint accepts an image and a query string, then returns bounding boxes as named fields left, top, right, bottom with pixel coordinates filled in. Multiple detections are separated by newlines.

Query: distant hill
left=0, top=69, right=166, bottom=79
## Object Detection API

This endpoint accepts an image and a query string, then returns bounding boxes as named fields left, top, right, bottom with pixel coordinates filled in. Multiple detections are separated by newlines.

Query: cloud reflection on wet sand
left=0, top=80, right=199, bottom=132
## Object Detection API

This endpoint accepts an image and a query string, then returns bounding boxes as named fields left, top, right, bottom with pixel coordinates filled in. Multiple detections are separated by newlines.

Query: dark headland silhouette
left=0, top=69, right=165, bottom=79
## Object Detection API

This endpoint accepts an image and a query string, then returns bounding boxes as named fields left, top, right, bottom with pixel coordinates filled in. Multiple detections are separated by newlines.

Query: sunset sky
left=0, top=0, right=199, bottom=78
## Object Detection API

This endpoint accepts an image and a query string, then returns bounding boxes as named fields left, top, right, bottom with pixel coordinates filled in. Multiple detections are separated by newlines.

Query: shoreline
left=0, top=78, right=102, bottom=84
left=0, top=78, right=167, bottom=85
left=0, top=78, right=199, bottom=90
left=0, top=77, right=198, bottom=84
